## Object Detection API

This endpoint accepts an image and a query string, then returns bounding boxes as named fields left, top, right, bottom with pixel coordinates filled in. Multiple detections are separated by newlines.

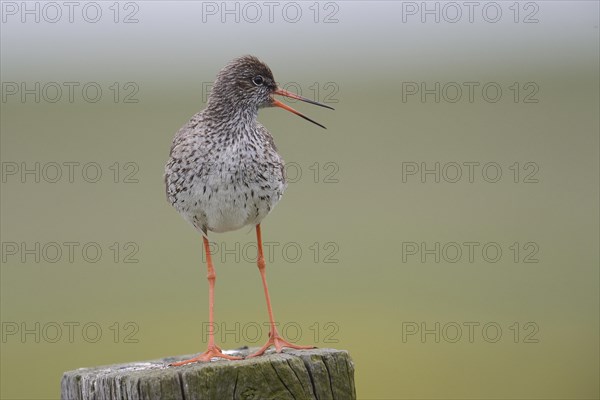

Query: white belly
left=174, top=164, right=285, bottom=233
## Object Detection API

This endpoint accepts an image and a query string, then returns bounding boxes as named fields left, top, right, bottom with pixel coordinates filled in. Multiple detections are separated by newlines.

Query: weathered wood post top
left=61, top=347, right=356, bottom=400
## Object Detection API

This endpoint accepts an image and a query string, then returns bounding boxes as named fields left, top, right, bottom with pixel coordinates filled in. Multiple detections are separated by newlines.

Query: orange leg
left=247, top=224, right=315, bottom=358
left=170, top=235, right=242, bottom=366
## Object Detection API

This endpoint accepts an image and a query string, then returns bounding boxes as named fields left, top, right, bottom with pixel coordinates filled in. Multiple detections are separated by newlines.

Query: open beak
left=272, top=88, right=334, bottom=129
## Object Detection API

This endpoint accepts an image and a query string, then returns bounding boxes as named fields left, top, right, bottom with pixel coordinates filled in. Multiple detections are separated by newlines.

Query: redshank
left=165, top=55, right=333, bottom=365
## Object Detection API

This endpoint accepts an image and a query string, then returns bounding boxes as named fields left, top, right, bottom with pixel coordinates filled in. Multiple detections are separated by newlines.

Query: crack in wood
left=286, top=358, right=312, bottom=399
left=322, top=356, right=335, bottom=400
left=268, top=359, right=296, bottom=400
left=177, top=370, right=187, bottom=400
left=231, top=369, right=239, bottom=400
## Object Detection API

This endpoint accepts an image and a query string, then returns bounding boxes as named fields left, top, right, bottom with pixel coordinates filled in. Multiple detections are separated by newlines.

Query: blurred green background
left=1, top=1, right=598, bottom=399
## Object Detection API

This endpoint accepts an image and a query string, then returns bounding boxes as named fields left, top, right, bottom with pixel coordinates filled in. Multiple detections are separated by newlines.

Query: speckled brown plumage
left=165, top=56, right=286, bottom=234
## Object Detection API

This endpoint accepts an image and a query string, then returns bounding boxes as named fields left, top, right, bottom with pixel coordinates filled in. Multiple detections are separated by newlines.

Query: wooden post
left=61, top=347, right=356, bottom=400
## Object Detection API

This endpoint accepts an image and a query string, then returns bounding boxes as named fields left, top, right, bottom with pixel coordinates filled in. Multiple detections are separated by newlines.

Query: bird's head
left=208, top=55, right=334, bottom=129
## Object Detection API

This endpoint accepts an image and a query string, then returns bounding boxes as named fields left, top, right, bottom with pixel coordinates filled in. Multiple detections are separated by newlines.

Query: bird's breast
left=165, top=137, right=286, bottom=233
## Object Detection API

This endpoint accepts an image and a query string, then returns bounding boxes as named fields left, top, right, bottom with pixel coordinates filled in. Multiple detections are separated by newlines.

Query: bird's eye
left=252, top=76, right=264, bottom=86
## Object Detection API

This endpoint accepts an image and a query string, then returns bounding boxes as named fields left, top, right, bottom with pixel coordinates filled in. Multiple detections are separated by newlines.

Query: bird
left=164, top=55, right=334, bottom=365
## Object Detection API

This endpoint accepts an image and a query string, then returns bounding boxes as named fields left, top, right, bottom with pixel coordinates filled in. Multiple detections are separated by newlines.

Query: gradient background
left=1, top=1, right=599, bottom=399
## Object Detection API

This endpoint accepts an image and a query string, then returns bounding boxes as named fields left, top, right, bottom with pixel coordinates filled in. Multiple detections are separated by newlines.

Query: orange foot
left=170, top=345, right=243, bottom=366
left=247, top=329, right=315, bottom=358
